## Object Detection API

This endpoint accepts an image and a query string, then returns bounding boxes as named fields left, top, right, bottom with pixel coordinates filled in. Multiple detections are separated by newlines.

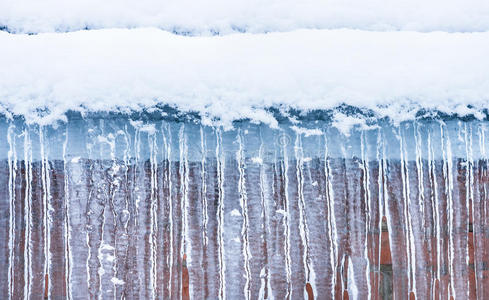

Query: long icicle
left=40, top=126, right=52, bottom=299
left=62, top=125, right=72, bottom=300
left=237, top=130, right=252, bottom=300
left=294, top=132, right=315, bottom=297
left=23, top=127, right=33, bottom=299
left=281, top=131, right=292, bottom=300
left=7, top=124, right=17, bottom=300
left=324, top=133, right=337, bottom=300
left=179, top=124, right=190, bottom=298
left=216, top=128, right=226, bottom=300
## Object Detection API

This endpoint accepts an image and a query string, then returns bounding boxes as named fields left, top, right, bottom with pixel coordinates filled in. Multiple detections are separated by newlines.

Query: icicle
left=324, top=133, right=338, bottom=300
left=347, top=256, right=358, bottom=299
left=440, top=122, right=457, bottom=299
left=23, top=127, right=33, bottom=299
left=414, top=123, right=426, bottom=233
left=399, top=126, right=416, bottom=295
left=257, top=128, right=272, bottom=300
left=62, top=126, right=72, bottom=300
left=200, top=126, right=208, bottom=248
left=179, top=124, right=190, bottom=297
left=237, top=130, right=252, bottom=300
left=383, top=126, right=410, bottom=299
left=39, top=126, right=52, bottom=299
left=216, top=128, right=226, bottom=300
left=3, top=114, right=489, bottom=299
left=149, top=129, right=158, bottom=299
left=162, top=122, right=174, bottom=299
left=360, top=130, right=372, bottom=299
left=197, top=125, right=209, bottom=298
left=262, top=169, right=273, bottom=300
left=409, top=122, right=432, bottom=299
left=7, top=124, right=16, bottom=300
left=294, top=132, right=315, bottom=298
left=464, top=123, right=474, bottom=299
left=105, top=128, right=130, bottom=299
left=280, top=131, right=292, bottom=300
left=427, top=126, right=441, bottom=300
left=474, top=122, right=489, bottom=299
left=374, top=128, right=385, bottom=299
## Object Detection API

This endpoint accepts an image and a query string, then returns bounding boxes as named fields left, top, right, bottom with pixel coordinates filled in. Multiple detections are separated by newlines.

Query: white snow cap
left=1, top=0, right=489, bottom=34
left=1, top=1, right=489, bottom=125
left=0, top=28, right=488, bottom=125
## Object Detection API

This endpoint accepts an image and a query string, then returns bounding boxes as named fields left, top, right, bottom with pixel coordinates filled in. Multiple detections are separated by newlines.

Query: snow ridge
left=0, top=1, right=488, bottom=125
left=2, top=0, right=489, bottom=34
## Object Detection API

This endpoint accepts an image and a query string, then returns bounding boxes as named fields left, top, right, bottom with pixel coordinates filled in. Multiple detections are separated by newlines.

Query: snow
left=331, top=113, right=379, bottom=137
left=291, top=126, right=323, bottom=137
left=0, top=28, right=488, bottom=125
left=1, top=0, right=489, bottom=34
left=251, top=157, right=263, bottom=165
left=230, top=209, right=241, bottom=217
left=111, top=277, right=125, bottom=285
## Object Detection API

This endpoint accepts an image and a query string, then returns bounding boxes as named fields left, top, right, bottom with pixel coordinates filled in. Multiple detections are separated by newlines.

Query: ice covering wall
left=1, top=114, right=489, bottom=299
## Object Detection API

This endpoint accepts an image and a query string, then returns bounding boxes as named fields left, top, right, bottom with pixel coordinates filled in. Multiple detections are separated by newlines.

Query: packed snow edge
left=2, top=0, right=489, bottom=34
left=0, top=28, right=488, bottom=126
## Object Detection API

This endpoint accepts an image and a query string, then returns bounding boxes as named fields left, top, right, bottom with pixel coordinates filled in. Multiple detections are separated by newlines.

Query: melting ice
left=1, top=111, right=489, bottom=299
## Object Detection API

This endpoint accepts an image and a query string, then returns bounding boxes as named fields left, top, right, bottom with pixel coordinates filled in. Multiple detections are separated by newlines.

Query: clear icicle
left=0, top=116, right=488, bottom=299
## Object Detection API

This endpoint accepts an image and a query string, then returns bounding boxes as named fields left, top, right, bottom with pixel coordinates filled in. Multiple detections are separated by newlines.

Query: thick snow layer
left=0, top=28, right=488, bottom=125
left=1, top=0, right=489, bottom=34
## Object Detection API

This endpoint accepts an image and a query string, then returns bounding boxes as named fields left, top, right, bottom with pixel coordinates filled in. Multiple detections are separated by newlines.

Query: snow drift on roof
left=1, top=0, right=489, bottom=34
left=0, top=28, right=488, bottom=125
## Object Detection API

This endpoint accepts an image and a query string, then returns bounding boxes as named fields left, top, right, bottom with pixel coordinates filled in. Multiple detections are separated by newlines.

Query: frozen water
left=1, top=111, right=488, bottom=299
left=2, top=0, right=487, bottom=297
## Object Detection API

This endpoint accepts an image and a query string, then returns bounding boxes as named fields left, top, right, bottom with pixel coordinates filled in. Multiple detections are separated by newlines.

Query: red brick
left=380, top=231, right=392, bottom=265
